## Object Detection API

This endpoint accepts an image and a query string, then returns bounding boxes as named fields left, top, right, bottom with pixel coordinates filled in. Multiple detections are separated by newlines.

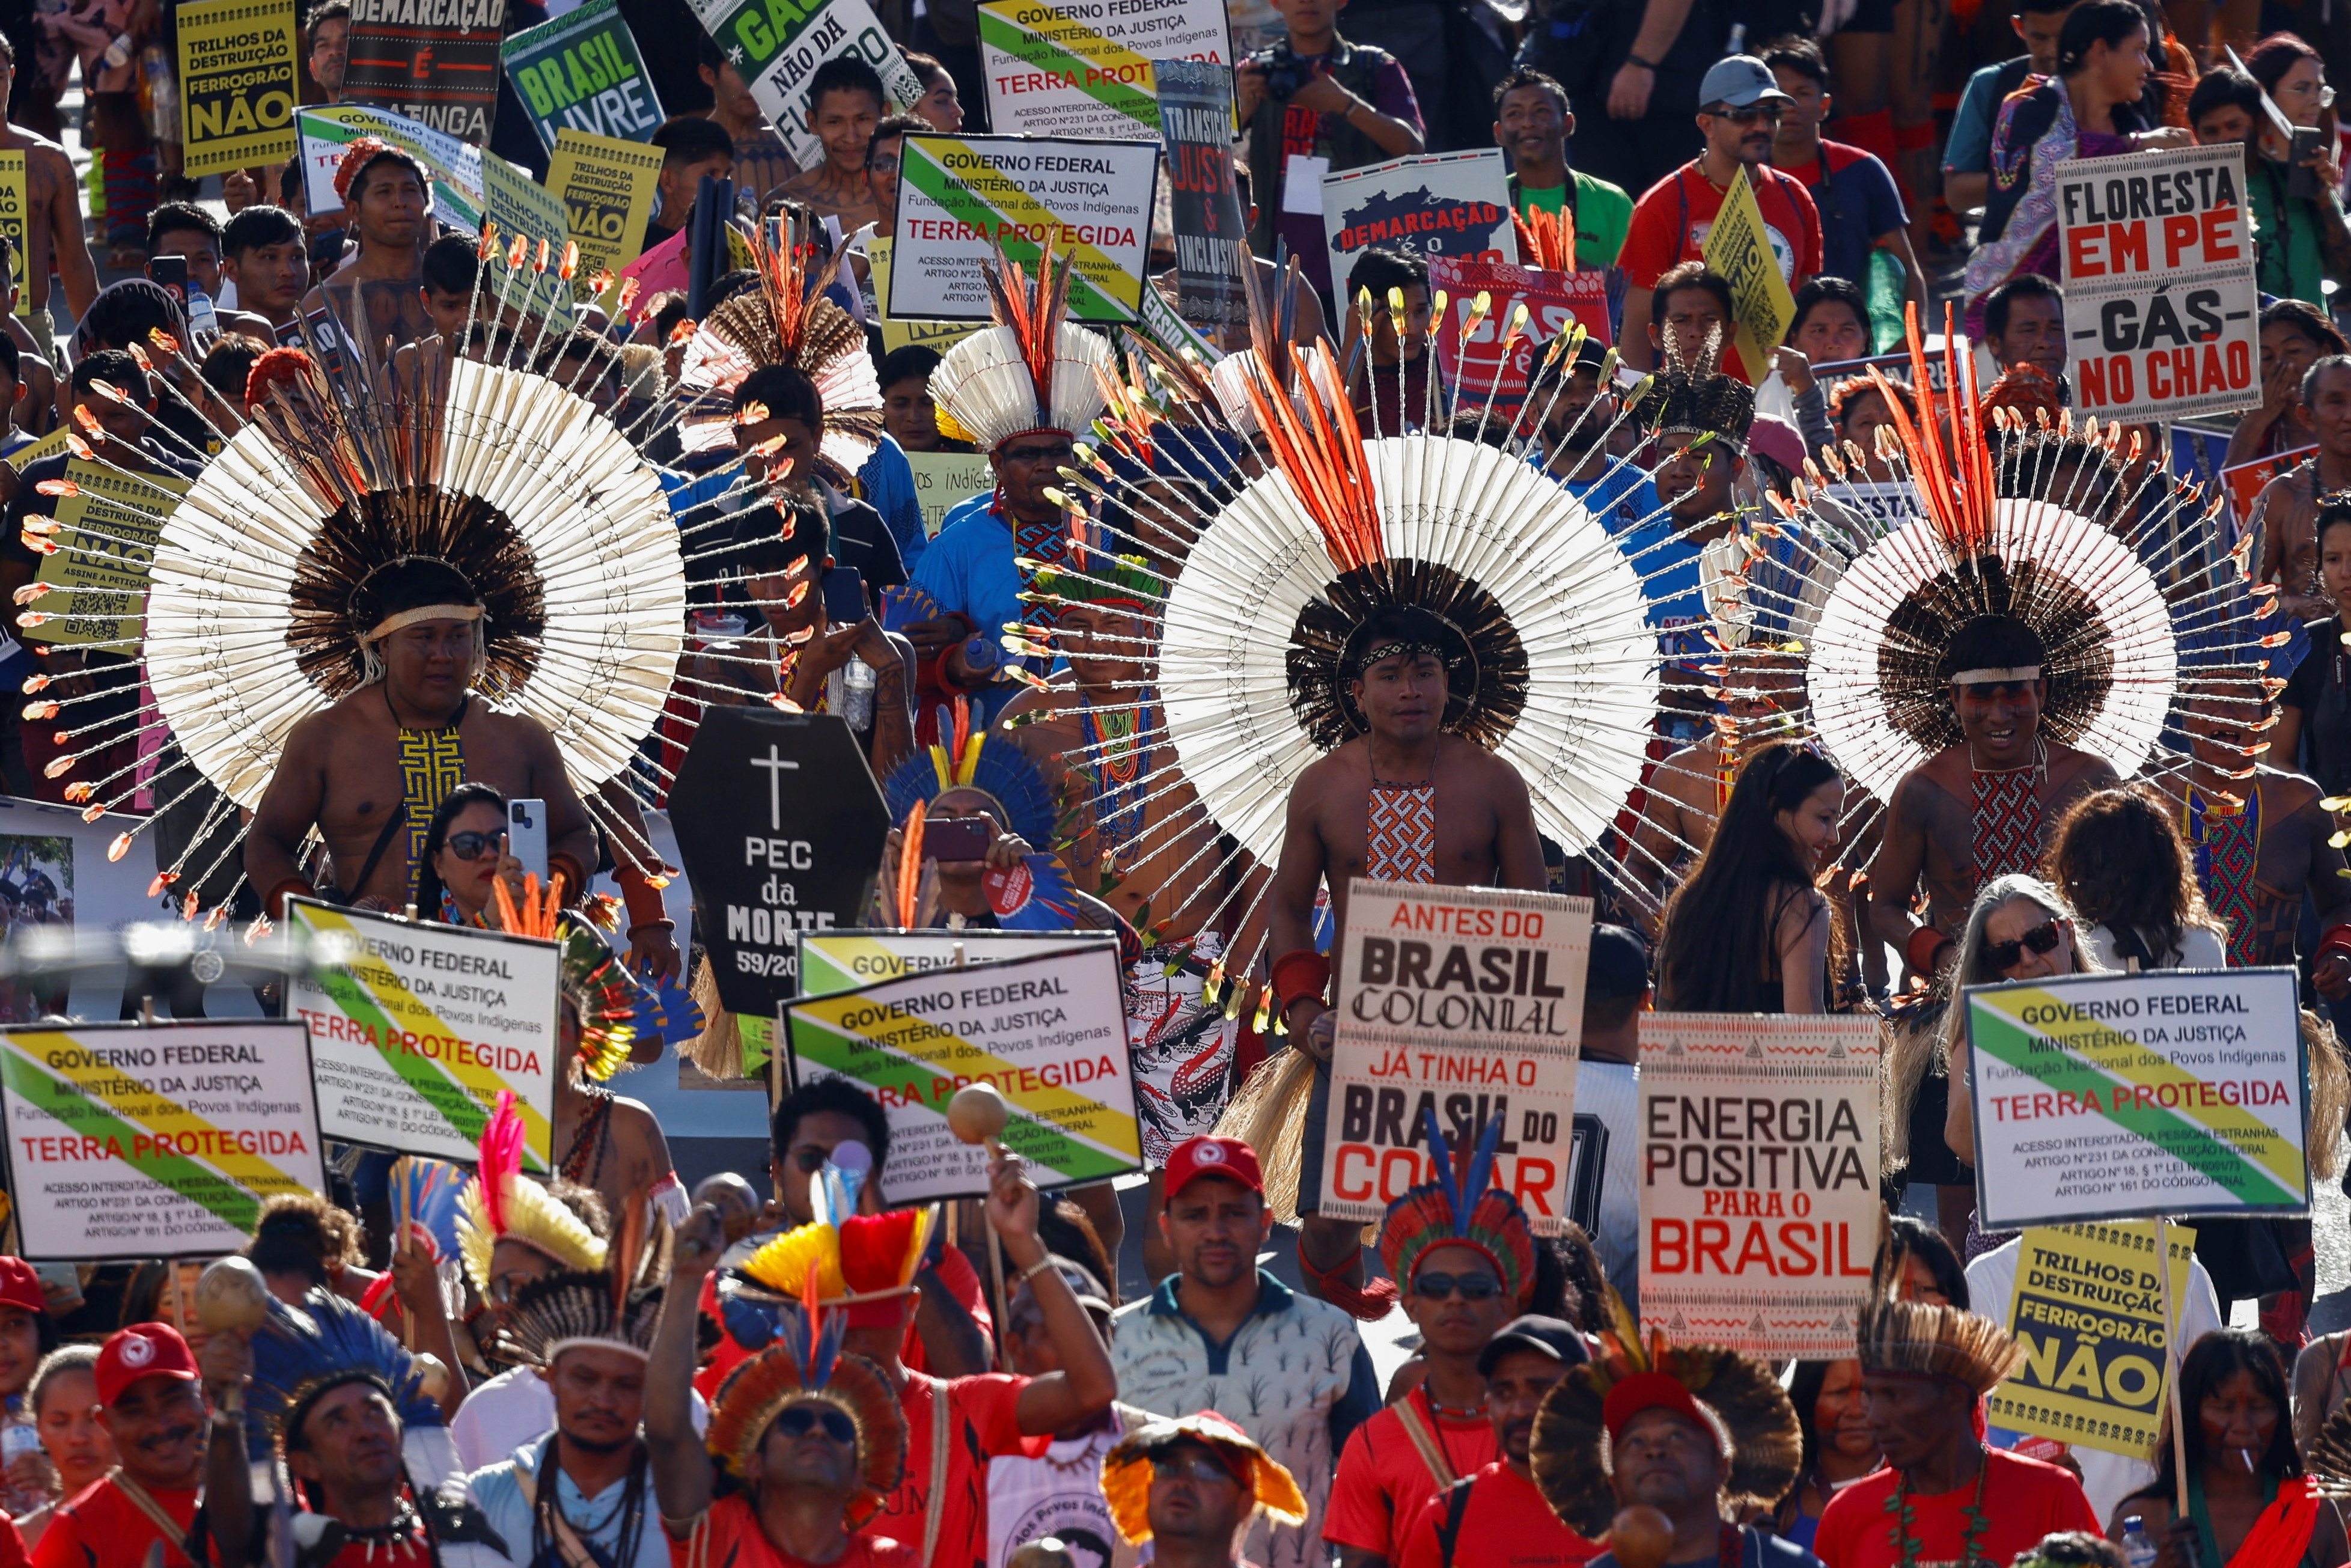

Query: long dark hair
left=2046, top=785, right=2218, bottom=968
left=1656, top=741, right=1842, bottom=1011
left=2147, top=1329, right=2300, bottom=1485
left=2057, top=0, right=2149, bottom=76
left=413, top=782, right=507, bottom=921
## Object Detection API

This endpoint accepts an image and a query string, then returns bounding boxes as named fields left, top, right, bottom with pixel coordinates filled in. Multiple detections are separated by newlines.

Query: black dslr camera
left=1251, top=42, right=1314, bottom=102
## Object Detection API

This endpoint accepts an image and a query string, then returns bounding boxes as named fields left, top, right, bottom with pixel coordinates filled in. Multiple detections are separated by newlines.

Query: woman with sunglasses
left=416, top=782, right=527, bottom=928
left=1656, top=740, right=1852, bottom=1014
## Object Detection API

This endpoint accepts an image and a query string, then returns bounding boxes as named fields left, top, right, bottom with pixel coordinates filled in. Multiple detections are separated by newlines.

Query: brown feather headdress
left=1854, top=1296, right=2024, bottom=1395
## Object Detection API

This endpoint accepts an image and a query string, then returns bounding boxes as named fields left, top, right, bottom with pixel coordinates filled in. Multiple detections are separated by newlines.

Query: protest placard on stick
left=176, top=0, right=299, bottom=175
left=1701, top=167, right=1799, bottom=385
left=904, top=451, right=997, bottom=537
left=688, top=0, right=921, bottom=171
left=502, top=0, right=663, bottom=152
left=0, top=1021, right=327, bottom=1260
left=797, top=929, right=1116, bottom=996
left=1321, top=150, right=1516, bottom=319
left=891, top=133, right=1160, bottom=322
left=1317, top=879, right=1588, bottom=1234
left=1427, top=254, right=1610, bottom=416
left=980, top=0, right=1229, bottom=139
left=1636, top=1012, right=1882, bottom=1356
left=784, top=944, right=1139, bottom=1200
left=1155, top=60, right=1246, bottom=332
left=1985, top=1219, right=2197, bottom=1457
left=342, top=0, right=504, bottom=143
left=20, top=460, right=193, bottom=650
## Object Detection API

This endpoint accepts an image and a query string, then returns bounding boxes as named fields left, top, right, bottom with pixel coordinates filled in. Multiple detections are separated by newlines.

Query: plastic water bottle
left=2123, top=1518, right=2158, bottom=1568
left=185, top=287, right=219, bottom=346
left=829, top=656, right=876, bottom=729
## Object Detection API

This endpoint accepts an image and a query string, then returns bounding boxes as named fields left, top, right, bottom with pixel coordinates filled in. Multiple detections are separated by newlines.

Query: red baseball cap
left=1163, top=1136, right=1263, bottom=1200
left=1602, top=1371, right=1731, bottom=1451
left=95, top=1323, right=199, bottom=1408
left=0, top=1258, right=44, bottom=1319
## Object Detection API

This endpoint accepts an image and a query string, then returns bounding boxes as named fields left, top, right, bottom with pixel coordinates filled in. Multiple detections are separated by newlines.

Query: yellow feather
left=741, top=1222, right=846, bottom=1297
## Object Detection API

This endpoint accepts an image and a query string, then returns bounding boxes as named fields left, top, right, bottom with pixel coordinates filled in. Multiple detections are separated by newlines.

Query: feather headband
left=244, top=1287, right=444, bottom=1460
left=1376, top=1108, right=1538, bottom=1310
left=1855, top=1296, right=2024, bottom=1395
left=929, top=242, right=1115, bottom=452
left=456, top=1091, right=608, bottom=1299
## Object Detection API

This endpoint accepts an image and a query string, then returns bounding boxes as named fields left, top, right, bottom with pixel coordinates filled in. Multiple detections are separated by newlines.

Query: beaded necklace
left=1078, top=689, right=1152, bottom=862
left=1883, top=1450, right=1992, bottom=1568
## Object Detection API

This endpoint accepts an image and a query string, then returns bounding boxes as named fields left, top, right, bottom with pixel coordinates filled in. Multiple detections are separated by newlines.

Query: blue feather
left=1421, top=1106, right=1463, bottom=1223
left=1464, top=1108, right=1505, bottom=1209
left=631, top=967, right=704, bottom=1040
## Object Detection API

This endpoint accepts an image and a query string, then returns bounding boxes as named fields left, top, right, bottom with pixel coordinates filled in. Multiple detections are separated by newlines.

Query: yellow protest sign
left=177, top=0, right=299, bottom=176
left=869, top=238, right=979, bottom=357
left=6, top=430, right=69, bottom=472
left=546, top=130, right=660, bottom=301
left=904, top=451, right=996, bottom=537
left=0, top=153, right=29, bottom=319
left=22, top=460, right=192, bottom=648
left=1701, top=166, right=1798, bottom=384
left=1985, top=1219, right=2197, bottom=1457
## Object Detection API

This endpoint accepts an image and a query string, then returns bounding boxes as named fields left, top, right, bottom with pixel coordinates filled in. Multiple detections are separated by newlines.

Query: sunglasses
left=1986, top=920, right=2064, bottom=973
left=1002, top=442, right=1075, bottom=466
left=773, top=1405, right=856, bottom=1444
left=1412, top=1271, right=1502, bottom=1301
left=444, top=829, right=505, bottom=862
left=1151, top=1455, right=1237, bottom=1484
left=1708, top=103, right=1781, bottom=124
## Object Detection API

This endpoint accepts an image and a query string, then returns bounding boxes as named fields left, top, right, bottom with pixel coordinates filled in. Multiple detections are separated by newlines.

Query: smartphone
left=148, top=254, right=188, bottom=314
left=924, top=817, right=994, bottom=863
left=822, top=564, right=867, bottom=626
left=507, top=799, right=548, bottom=883
left=2292, top=125, right=2326, bottom=200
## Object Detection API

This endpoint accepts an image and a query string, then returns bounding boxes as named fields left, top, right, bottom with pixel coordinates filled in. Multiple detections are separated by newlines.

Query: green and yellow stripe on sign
left=901, top=138, right=1145, bottom=320
left=976, top=2, right=1157, bottom=131
left=0, top=1031, right=312, bottom=1232
left=789, top=993, right=1139, bottom=1177
left=1970, top=986, right=2302, bottom=1207
left=295, top=905, right=553, bottom=1170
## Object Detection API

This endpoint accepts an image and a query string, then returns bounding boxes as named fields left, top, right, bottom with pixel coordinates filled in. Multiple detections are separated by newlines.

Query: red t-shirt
left=1618, top=162, right=1825, bottom=290
left=1325, top=1390, right=1501, bottom=1556
left=868, top=1373, right=1047, bottom=1568
left=1813, top=1450, right=2099, bottom=1568
left=671, top=1495, right=922, bottom=1568
left=29, top=1479, right=197, bottom=1568
left=1395, top=1462, right=1602, bottom=1568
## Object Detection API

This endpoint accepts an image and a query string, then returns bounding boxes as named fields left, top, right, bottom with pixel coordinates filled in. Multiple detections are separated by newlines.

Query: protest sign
left=2057, top=142, right=2259, bottom=423
left=0, top=153, right=27, bottom=318
left=867, top=237, right=981, bottom=355
left=546, top=129, right=661, bottom=293
left=1318, top=880, right=1588, bottom=1233
left=784, top=944, right=1139, bottom=1200
left=176, top=0, right=299, bottom=177
left=1821, top=480, right=1923, bottom=529
left=20, top=460, right=194, bottom=650
left=1814, top=350, right=1951, bottom=394
left=1635, top=1013, right=1882, bottom=1355
left=1156, top=60, right=1245, bottom=332
left=1966, top=966, right=2308, bottom=1229
left=892, top=134, right=1160, bottom=322
left=798, top=928, right=1116, bottom=996
left=978, top=0, right=1228, bottom=140
left=342, top=0, right=504, bottom=142
left=688, top=0, right=921, bottom=171
left=0, top=1021, right=326, bottom=1260
left=1426, top=255, right=1610, bottom=415
left=502, top=0, right=662, bottom=153
left=668, top=709, right=892, bottom=1016
left=2223, top=445, right=2312, bottom=533
left=905, top=451, right=996, bottom=537
left=1701, top=167, right=1799, bottom=385
left=299, top=105, right=484, bottom=229
left=1984, top=1219, right=2197, bottom=1457
left=483, top=152, right=578, bottom=325
left=284, top=898, right=560, bottom=1167
left=6, top=431, right=67, bottom=473
left=1322, top=150, right=1515, bottom=316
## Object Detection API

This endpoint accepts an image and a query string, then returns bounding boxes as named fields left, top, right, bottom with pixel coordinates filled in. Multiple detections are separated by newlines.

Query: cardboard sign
left=689, top=0, right=921, bottom=172
left=1156, top=59, right=1246, bottom=332
left=1701, top=166, right=1799, bottom=385
left=284, top=899, right=561, bottom=1167
left=176, top=0, right=300, bottom=176
left=1322, top=150, right=1516, bottom=316
left=904, top=450, right=996, bottom=537
left=798, top=928, right=1115, bottom=995
left=978, top=0, right=1229, bottom=140
left=2223, top=444, right=2314, bottom=532
left=501, top=0, right=663, bottom=153
left=2058, top=143, right=2260, bottom=423
left=1427, top=254, right=1610, bottom=416
left=892, top=133, right=1160, bottom=322
left=483, top=151, right=578, bottom=325
left=342, top=0, right=504, bottom=143
left=1318, top=880, right=1588, bottom=1234
left=546, top=129, right=662, bottom=296
left=1821, top=480, right=1924, bottom=529
left=299, top=104, right=484, bottom=228
left=1966, top=966, right=2308, bottom=1228
left=668, top=709, right=892, bottom=1015
left=0, top=153, right=28, bottom=318
left=1986, top=1219, right=2197, bottom=1457
left=22, top=460, right=194, bottom=649
left=867, top=237, right=981, bottom=356
left=1635, top=1013, right=1882, bottom=1354
left=0, top=1021, right=327, bottom=1260
left=784, top=944, right=1139, bottom=1199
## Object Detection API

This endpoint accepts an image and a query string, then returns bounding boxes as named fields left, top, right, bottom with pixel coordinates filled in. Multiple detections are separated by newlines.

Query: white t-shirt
left=984, top=1406, right=1145, bottom=1568
left=1966, top=1237, right=2224, bottom=1527
left=2086, top=923, right=2229, bottom=974
left=1567, top=1058, right=1641, bottom=1313
left=449, top=1362, right=708, bottom=1474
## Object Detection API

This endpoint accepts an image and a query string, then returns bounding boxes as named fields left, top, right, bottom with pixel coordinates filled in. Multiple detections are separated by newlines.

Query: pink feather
left=477, top=1090, right=525, bottom=1237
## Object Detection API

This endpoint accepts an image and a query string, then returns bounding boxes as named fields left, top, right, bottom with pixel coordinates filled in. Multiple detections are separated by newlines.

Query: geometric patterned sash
left=1971, top=764, right=2043, bottom=891
left=398, top=722, right=468, bottom=899
left=2186, top=784, right=2261, bottom=966
left=1367, top=780, right=1437, bottom=883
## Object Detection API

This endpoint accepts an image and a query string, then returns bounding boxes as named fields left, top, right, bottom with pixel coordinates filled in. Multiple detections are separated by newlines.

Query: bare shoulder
left=1454, top=736, right=1528, bottom=789
left=2259, top=764, right=2325, bottom=818
left=1895, top=750, right=1965, bottom=817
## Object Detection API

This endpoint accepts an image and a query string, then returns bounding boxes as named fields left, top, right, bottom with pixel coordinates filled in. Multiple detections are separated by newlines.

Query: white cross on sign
left=752, top=744, right=798, bottom=831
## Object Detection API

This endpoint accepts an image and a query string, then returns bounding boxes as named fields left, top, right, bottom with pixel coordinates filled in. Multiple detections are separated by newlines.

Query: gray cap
left=1698, top=54, right=1794, bottom=110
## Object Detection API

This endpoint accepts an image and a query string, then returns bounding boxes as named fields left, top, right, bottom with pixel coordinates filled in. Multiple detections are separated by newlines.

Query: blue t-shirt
left=856, top=433, right=928, bottom=572
left=1945, top=56, right=2033, bottom=176
left=910, top=490, right=1023, bottom=725
left=1792, top=141, right=1909, bottom=287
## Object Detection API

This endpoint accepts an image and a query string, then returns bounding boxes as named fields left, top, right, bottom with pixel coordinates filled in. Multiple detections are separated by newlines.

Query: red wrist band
left=549, top=852, right=590, bottom=903
left=266, top=878, right=311, bottom=919
left=1905, top=926, right=1951, bottom=977
left=2319, top=923, right=2351, bottom=966
left=1271, top=949, right=1331, bottom=1014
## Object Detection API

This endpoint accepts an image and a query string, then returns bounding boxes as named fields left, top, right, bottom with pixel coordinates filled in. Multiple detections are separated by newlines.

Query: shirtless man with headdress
left=299, top=139, right=437, bottom=368
left=1272, top=605, right=1550, bottom=1310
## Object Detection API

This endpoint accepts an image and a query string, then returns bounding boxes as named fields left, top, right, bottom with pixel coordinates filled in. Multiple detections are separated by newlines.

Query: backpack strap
left=921, top=1376, right=950, bottom=1568
left=1393, top=1394, right=1456, bottom=1489
left=1433, top=1478, right=1477, bottom=1568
